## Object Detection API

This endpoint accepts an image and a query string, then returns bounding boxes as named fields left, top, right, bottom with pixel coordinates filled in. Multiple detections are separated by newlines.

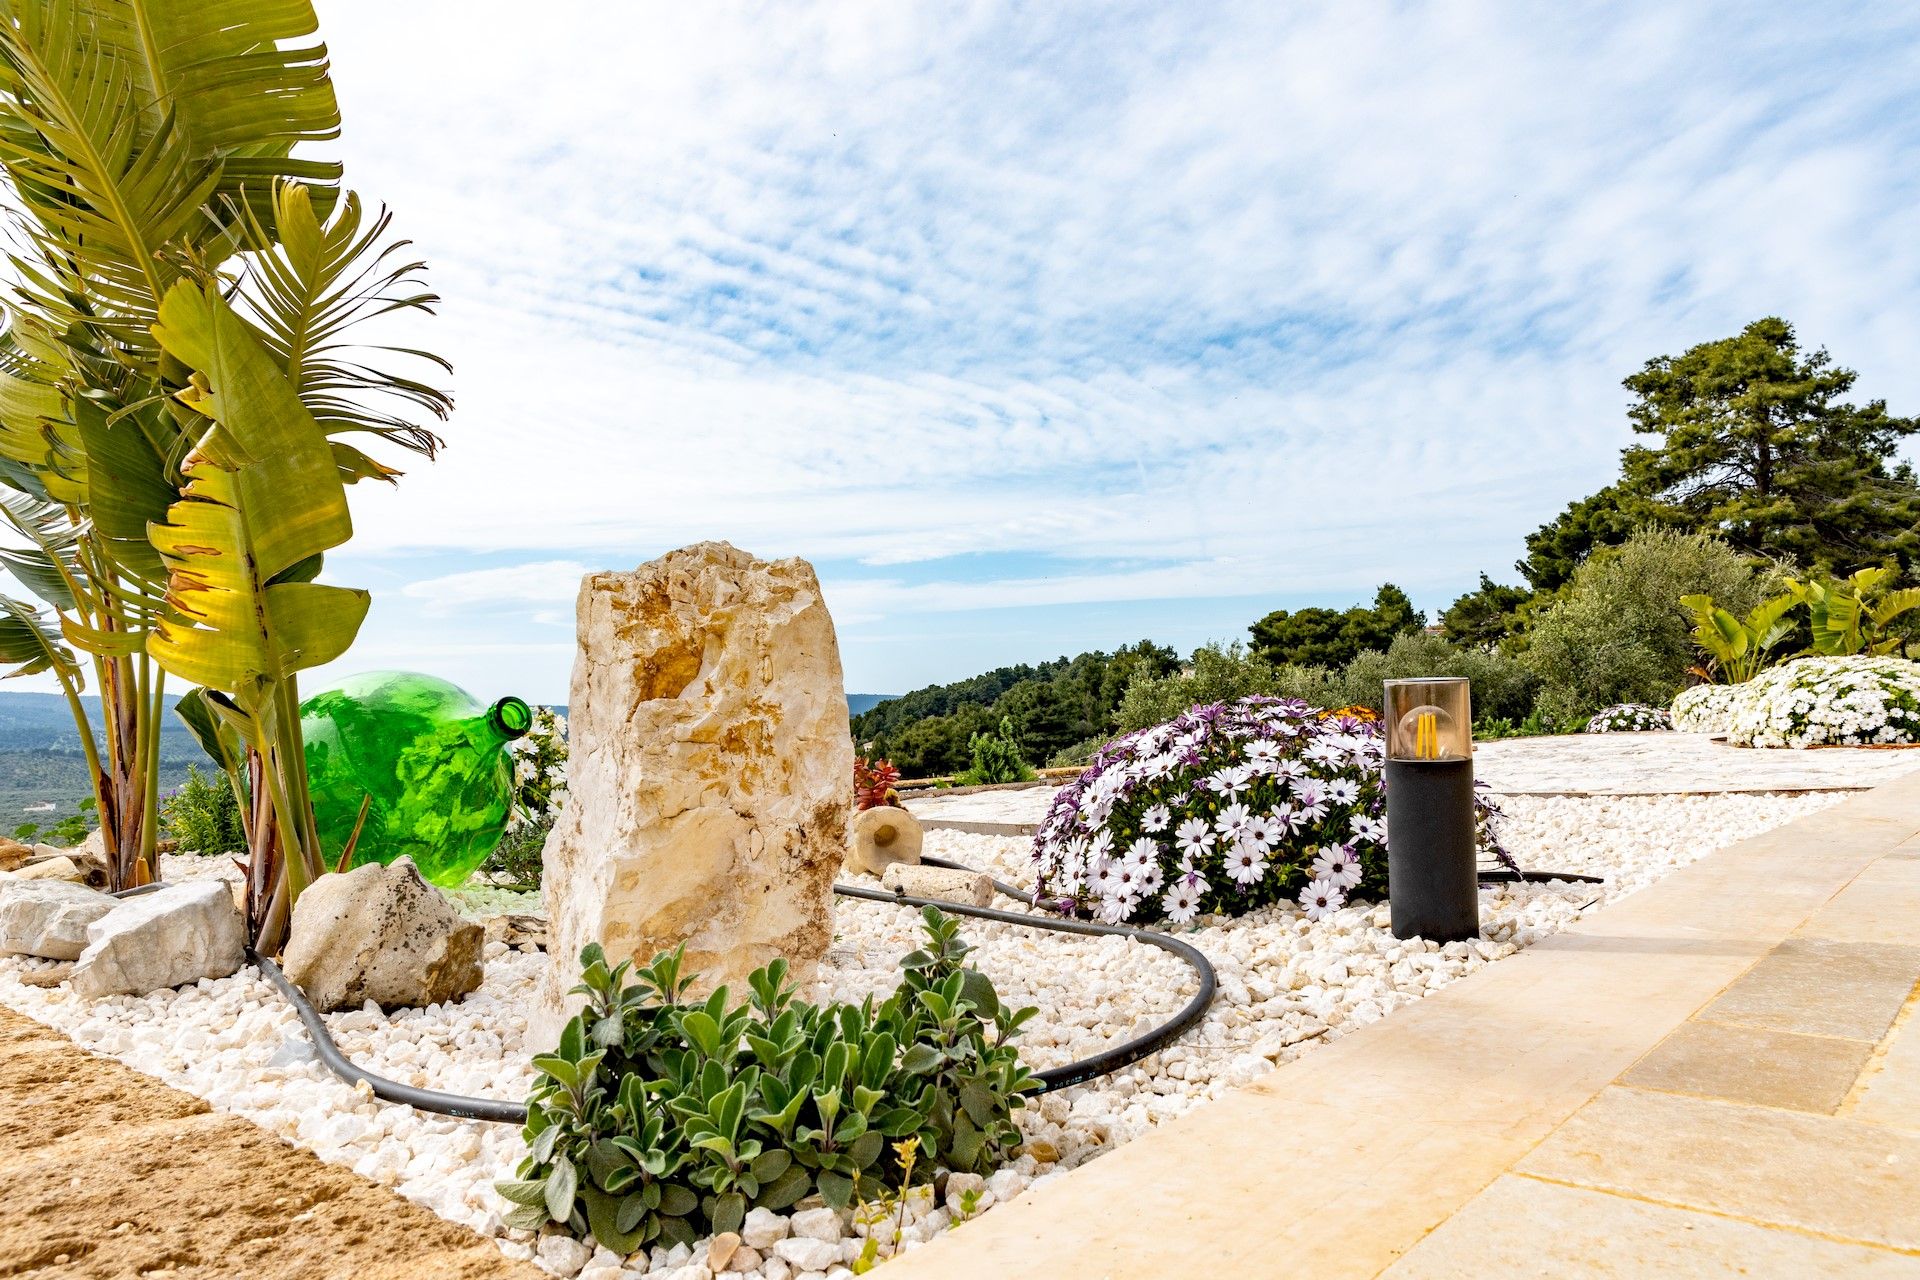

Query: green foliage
left=482, top=813, right=552, bottom=891
left=161, top=764, right=246, bottom=855
left=1523, top=529, right=1764, bottom=721
left=1785, top=568, right=1920, bottom=657
left=851, top=641, right=1177, bottom=777
left=1440, top=574, right=1534, bottom=648
left=1247, top=583, right=1424, bottom=668
left=1679, top=592, right=1798, bottom=683
left=958, top=718, right=1034, bottom=786
left=1521, top=319, right=1920, bottom=588
left=504, top=909, right=1038, bottom=1251
left=1115, top=633, right=1537, bottom=734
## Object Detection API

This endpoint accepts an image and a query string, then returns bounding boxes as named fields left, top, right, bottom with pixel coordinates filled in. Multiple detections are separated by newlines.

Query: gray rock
left=281, top=856, right=483, bottom=1011
left=0, top=880, right=116, bottom=959
left=846, top=805, right=922, bottom=877
left=72, top=881, right=245, bottom=999
left=881, top=863, right=994, bottom=907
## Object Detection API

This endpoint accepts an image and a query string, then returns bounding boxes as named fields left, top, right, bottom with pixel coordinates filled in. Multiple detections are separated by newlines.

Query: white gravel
left=0, top=790, right=1844, bottom=1277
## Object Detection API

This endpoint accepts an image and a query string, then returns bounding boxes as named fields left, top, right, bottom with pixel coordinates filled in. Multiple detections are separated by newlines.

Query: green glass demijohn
left=300, top=671, right=532, bottom=888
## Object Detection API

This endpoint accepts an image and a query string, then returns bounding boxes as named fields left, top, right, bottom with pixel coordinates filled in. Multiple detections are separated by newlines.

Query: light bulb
left=1396, top=703, right=1457, bottom=760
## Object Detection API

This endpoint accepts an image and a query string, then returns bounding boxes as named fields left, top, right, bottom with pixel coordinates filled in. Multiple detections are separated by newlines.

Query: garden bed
left=0, top=786, right=1843, bottom=1279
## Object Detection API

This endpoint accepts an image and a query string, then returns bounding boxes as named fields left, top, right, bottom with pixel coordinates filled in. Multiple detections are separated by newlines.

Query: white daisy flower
left=1216, top=802, right=1254, bottom=839
left=1140, top=803, right=1172, bottom=833
left=1225, top=838, right=1268, bottom=886
left=1299, top=877, right=1345, bottom=920
left=1174, top=817, right=1216, bottom=857
left=1162, top=881, right=1201, bottom=924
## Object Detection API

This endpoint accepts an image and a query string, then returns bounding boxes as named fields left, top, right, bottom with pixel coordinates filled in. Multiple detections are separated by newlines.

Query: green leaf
left=501, top=1202, right=550, bottom=1232
left=958, top=1078, right=998, bottom=1129
left=758, top=1164, right=810, bottom=1210
left=146, top=283, right=367, bottom=694
left=656, top=1184, right=698, bottom=1219
left=816, top=1169, right=855, bottom=1209
left=544, top=1155, right=578, bottom=1224
left=493, top=1179, right=549, bottom=1209
left=581, top=1185, right=644, bottom=1255
left=0, top=596, right=75, bottom=680
left=709, top=1191, right=746, bottom=1237
left=900, top=1043, right=940, bottom=1075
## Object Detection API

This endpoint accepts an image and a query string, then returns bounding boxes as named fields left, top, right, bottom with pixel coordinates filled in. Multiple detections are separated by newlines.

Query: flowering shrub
left=1031, top=696, right=1511, bottom=925
left=1583, top=704, right=1672, bottom=733
left=1721, top=656, right=1920, bottom=748
left=1671, top=683, right=1743, bottom=733
left=510, top=707, right=568, bottom=824
left=854, top=756, right=902, bottom=810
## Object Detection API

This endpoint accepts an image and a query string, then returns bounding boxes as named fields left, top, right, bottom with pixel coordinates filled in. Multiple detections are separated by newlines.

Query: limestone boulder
left=0, top=880, right=116, bottom=959
left=10, top=855, right=88, bottom=884
left=281, top=856, right=483, bottom=1011
left=532, top=542, right=854, bottom=1044
left=881, top=863, right=994, bottom=907
left=847, top=805, right=923, bottom=877
left=0, top=837, right=34, bottom=873
left=71, top=881, right=245, bottom=999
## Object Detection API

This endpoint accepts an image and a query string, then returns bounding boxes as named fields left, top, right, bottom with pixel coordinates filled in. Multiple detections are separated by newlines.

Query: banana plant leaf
left=146, top=281, right=367, bottom=694
left=0, top=593, right=76, bottom=679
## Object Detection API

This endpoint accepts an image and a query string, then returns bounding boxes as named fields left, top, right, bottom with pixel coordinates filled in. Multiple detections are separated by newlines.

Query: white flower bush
left=1722, top=656, right=1920, bottom=749
left=1671, top=682, right=1744, bottom=733
left=1584, top=703, right=1672, bottom=733
left=1031, top=696, right=1510, bottom=925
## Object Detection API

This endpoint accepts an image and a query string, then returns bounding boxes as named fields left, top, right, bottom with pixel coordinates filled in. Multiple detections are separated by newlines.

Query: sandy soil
left=0, top=1005, right=540, bottom=1280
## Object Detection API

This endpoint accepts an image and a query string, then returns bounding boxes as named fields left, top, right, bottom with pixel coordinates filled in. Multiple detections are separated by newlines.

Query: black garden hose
left=158, top=861, right=1220, bottom=1125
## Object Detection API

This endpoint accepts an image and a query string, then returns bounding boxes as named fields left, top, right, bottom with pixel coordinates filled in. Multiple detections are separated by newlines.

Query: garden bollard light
left=1383, top=677, right=1479, bottom=942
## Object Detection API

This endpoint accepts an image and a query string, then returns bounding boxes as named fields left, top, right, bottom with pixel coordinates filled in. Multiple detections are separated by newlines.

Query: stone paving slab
left=885, top=768, right=1920, bottom=1279
left=903, top=734, right=1920, bottom=829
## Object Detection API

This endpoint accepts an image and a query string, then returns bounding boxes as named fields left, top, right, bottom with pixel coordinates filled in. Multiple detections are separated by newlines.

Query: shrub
left=1720, top=656, right=1920, bottom=748
left=1032, top=696, right=1509, bottom=925
left=502, top=909, right=1037, bottom=1251
left=482, top=813, right=552, bottom=890
left=1584, top=704, right=1672, bottom=733
left=957, top=717, right=1034, bottom=785
left=1117, top=634, right=1538, bottom=735
left=1671, top=683, right=1743, bottom=733
left=512, top=708, right=569, bottom=823
left=1523, top=529, right=1765, bottom=721
left=160, top=766, right=245, bottom=854
left=854, top=757, right=901, bottom=810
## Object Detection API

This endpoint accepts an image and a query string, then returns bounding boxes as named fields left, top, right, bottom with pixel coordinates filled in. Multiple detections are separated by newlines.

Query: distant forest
left=849, top=642, right=1178, bottom=776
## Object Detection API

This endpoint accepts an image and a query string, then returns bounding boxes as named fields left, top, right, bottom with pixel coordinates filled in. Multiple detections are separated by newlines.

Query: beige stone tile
left=1623, top=1018, right=1872, bottom=1112
left=1849, top=993, right=1920, bottom=1134
left=1702, top=939, right=1920, bottom=1041
left=1520, top=1087, right=1920, bottom=1251
left=1383, top=1173, right=1920, bottom=1278
left=881, top=779, right=1920, bottom=1280
left=1798, top=857, right=1920, bottom=945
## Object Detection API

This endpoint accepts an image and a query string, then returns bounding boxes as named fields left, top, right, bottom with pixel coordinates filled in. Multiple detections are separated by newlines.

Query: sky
left=71, top=2, right=1920, bottom=704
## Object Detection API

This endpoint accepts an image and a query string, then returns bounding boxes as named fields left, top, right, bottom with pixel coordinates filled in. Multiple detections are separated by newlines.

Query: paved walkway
left=905, top=733, right=1920, bottom=830
left=889, top=769, right=1920, bottom=1277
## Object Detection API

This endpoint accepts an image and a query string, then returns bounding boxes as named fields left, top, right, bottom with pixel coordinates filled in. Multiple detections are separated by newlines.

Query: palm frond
left=235, top=182, right=449, bottom=465
left=0, top=590, right=75, bottom=677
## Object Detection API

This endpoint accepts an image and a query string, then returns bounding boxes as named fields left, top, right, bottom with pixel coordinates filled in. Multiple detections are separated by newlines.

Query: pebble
left=0, top=796, right=1840, bottom=1276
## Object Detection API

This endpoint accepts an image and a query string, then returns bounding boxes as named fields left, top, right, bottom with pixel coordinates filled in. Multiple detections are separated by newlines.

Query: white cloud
left=288, top=0, right=1920, bottom=696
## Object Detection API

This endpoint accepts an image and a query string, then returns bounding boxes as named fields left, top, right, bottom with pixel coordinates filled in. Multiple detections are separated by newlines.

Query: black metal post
left=1384, top=756, right=1479, bottom=942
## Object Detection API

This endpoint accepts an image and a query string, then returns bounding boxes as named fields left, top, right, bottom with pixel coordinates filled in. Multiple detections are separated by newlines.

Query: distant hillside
left=847, top=693, right=893, bottom=715
left=0, top=691, right=212, bottom=760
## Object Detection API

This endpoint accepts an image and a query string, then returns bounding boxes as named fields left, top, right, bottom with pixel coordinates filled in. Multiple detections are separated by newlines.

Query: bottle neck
left=486, top=696, right=533, bottom=744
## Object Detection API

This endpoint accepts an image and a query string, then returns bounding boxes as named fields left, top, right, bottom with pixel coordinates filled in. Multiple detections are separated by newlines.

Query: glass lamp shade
left=1384, top=677, right=1473, bottom=761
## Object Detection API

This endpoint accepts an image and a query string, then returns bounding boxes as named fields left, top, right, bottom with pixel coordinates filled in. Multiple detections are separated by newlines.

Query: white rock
left=880, top=863, right=992, bottom=907
left=280, top=857, right=483, bottom=1011
left=536, top=1232, right=594, bottom=1276
left=0, top=881, right=116, bottom=959
left=71, top=882, right=244, bottom=999
left=787, top=1207, right=842, bottom=1243
left=846, top=806, right=922, bottom=876
left=771, top=1237, right=839, bottom=1271
left=741, top=1206, right=791, bottom=1250
left=11, top=855, right=88, bottom=883
left=534, top=542, right=853, bottom=1040
left=760, top=1260, right=791, bottom=1280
